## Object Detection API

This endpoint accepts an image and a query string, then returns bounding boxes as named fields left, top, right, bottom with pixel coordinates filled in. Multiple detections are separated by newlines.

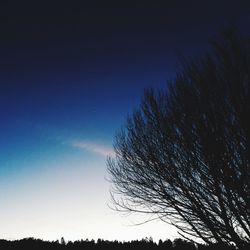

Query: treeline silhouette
left=1, top=237, right=247, bottom=250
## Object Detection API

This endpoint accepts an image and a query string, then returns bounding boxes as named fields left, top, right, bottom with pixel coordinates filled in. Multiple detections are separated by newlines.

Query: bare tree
left=107, top=29, right=250, bottom=248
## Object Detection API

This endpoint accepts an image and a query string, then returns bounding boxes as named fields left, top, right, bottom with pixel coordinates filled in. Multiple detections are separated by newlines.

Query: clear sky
left=0, top=0, right=250, bottom=243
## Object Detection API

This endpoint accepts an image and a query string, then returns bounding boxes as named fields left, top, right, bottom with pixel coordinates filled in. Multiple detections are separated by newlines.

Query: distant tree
left=61, top=237, right=66, bottom=245
left=159, top=239, right=172, bottom=249
left=173, top=238, right=196, bottom=250
left=107, top=28, right=250, bottom=248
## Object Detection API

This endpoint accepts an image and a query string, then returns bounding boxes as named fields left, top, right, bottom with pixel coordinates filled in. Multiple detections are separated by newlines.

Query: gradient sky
left=0, top=0, right=250, bottom=243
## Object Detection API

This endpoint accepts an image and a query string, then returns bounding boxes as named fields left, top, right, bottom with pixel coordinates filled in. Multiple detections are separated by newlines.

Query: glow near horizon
left=0, top=132, right=177, bottom=242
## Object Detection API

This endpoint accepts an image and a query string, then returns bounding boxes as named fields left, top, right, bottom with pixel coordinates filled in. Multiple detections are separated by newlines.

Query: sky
left=0, top=0, right=250, bottom=243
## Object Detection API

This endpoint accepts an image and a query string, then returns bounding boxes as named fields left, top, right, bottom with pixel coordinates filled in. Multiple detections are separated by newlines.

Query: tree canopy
left=107, top=29, right=250, bottom=248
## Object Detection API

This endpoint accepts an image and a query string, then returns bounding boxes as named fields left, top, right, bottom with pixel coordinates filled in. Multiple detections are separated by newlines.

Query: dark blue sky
left=0, top=0, right=250, bottom=242
left=1, top=0, right=249, bottom=141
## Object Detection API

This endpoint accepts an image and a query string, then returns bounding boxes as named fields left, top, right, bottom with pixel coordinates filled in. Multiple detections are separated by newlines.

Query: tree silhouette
left=0, top=237, right=225, bottom=250
left=107, top=29, right=250, bottom=248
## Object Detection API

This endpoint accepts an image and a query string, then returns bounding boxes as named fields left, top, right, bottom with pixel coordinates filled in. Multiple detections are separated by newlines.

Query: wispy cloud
left=28, top=121, right=115, bottom=157
left=71, top=140, right=115, bottom=157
